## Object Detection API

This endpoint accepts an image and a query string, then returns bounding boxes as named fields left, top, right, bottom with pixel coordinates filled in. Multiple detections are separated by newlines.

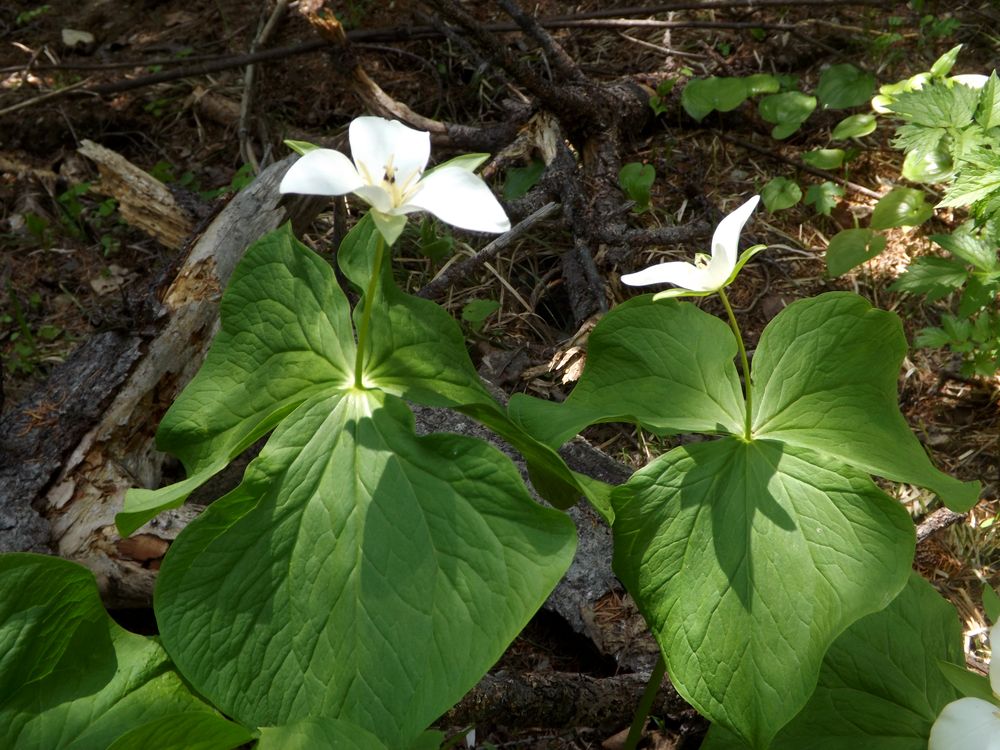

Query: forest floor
left=2, top=0, right=999, bottom=747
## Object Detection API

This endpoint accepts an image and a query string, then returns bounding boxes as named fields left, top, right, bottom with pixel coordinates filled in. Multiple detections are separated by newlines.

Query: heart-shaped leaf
left=761, top=176, right=802, bottom=212
left=682, top=77, right=751, bottom=121
left=804, top=181, right=844, bottom=216
left=825, top=228, right=887, bottom=277
left=802, top=148, right=846, bottom=170
left=759, top=92, right=817, bottom=139
left=155, top=390, right=577, bottom=746
left=832, top=113, right=877, bottom=139
left=871, top=187, right=933, bottom=230
left=817, top=64, right=876, bottom=109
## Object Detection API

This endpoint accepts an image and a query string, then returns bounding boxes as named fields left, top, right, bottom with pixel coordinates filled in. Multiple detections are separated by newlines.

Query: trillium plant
left=0, top=115, right=987, bottom=750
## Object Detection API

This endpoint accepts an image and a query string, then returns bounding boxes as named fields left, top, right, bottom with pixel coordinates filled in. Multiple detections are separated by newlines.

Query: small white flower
left=930, top=623, right=1000, bottom=750
left=621, top=195, right=763, bottom=299
left=279, top=116, right=510, bottom=245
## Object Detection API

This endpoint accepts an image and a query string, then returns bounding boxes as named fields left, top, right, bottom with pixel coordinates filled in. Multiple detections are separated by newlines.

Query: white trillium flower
left=279, top=116, right=510, bottom=245
left=930, top=623, right=1000, bottom=750
left=621, top=195, right=764, bottom=300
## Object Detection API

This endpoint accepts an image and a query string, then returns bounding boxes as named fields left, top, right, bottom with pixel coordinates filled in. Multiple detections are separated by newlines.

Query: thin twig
left=418, top=202, right=562, bottom=299
left=240, top=0, right=290, bottom=173
left=0, top=77, right=94, bottom=117
left=721, top=133, right=883, bottom=200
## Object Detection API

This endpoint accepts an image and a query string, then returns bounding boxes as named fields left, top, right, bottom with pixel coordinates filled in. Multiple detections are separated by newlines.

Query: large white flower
left=621, top=195, right=763, bottom=299
left=279, top=116, right=510, bottom=245
left=930, top=623, right=1000, bottom=750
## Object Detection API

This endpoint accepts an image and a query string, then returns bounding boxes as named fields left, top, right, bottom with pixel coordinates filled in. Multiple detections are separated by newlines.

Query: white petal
left=930, top=698, right=1000, bottom=750
left=404, top=167, right=510, bottom=234
left=952, top=74, right=989, bottom=89
left=353, top=184, right=394, bottom=214
left=349, top=116, right=430, bottom=188
left=711, top=195, right=760, bottom=275
left=621, top=261, right=714, bottom=291
left=279, top=149, right=363, bottom=196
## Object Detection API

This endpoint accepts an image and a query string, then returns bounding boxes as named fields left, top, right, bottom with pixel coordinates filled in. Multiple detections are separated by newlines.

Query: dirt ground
left=2, top=1, right=999, bottom=747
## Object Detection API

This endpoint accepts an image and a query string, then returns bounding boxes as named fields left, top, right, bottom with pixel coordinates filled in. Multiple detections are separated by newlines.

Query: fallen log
left=0, top=154, right=327, bottom=606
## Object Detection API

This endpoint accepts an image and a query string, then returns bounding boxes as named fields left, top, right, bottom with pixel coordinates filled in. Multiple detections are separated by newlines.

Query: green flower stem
left=718, top=287, right=752, bottom=441
left=354, top=231, right=386, bottom=388
left=623, top=652, right=667, bottom=750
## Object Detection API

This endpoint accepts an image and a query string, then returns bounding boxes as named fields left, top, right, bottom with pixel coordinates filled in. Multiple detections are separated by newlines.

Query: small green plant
left=14, top=4, right=51, bottom=25
left=618, top=162, right=656, bottom=213
left=648, top=79, right=675, bottom=116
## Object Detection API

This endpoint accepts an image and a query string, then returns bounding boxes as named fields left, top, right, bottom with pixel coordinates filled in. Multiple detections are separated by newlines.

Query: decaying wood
left=77, top=139, right=194, bottom=250
left=0, top=155, right=327, bottom=606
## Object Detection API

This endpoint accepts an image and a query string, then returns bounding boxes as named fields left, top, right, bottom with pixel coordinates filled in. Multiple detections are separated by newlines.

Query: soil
left=2, top=1, right=999, bottom=748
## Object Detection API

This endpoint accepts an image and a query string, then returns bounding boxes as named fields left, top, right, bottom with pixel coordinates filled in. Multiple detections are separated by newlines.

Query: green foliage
left=758, top=91, right=817, bottom=139
left=870, top=187, right=932, bottom=229
left=826, top=228, right=887, bottom=276
left=681, top=76, right=749, bottom=120
left=801, top=148, right=846, bottom=169
left=915, top=311, right=1000, bottom=376
left=0, top=554, right=251, bottom=750
left=14, top=5, right=50, bottom=25
left=804, top=181, right=844, bottom=216
left=832, top=113, right=877, bottom=139
left=503, top=158, right=545, bottom=201
left=648, top=78, right=675, bottom=116
left=461, top=298, right=500, bottom=331
left=984, top=584, right=1000, bottom=623
left=816, top=64, right=876, bottom=109
left=702, top=574, right=965, bottom=750
left=618, top=162, right=656, bottom=212
left=416, top=218, right=454, bottom=263
left=511, top=292, right=977, bottom=747
left=761, top=176, right=802, bottom=212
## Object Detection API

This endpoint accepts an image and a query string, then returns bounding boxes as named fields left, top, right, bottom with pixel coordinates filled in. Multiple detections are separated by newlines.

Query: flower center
left=694, top=252, right=712, bottom=269
left=379, top=153, right=421, bottom=208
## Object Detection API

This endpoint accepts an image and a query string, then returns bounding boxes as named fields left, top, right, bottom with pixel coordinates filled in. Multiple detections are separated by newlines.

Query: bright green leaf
left=816, top=64, right=876, bottom=109
left=752, top=294, right=980, bottom=511
left=802, top=148, right=846, bottom=170
left=284, top=139, right=320, bottom=156
left=932, top=225, right=998, bottom=272
left=901, top=141, right=955, bottom=183
left=890, top=81, right=979, bottom=128
left=984, top=583, right=1000, bottom=623
left=825, top=228, right=887, bottom=276
left=681, top=77, right=750, bottom=121
left=930, top=44, right=963, bottom=78
left=804, top=181, right=844, bottom=216
left=761, top=176, right=802, bottom=212
left=702, top=573, right=965, bottom=750
left=975, top=72, right=1000, bottom=129
left=759, top=92, right=817, bottom=139
left=832, top=113, right=877, bottom=139
left=257, top=718, right=387, bottom=750
left=155, top=390, right=577, bottom=747
left=612, top=438, right=914, bottom=749
left=503, top=159, right=545, bottom=201
left=619, top=162, right=656, bottom=212
left=938, top=661, right=995, bottom=703
left=0, top=554, right=249, bottom=750
left=461, top=298, right=500, bottom=330
left=871, top=187, right=933, bottom=229
left=744, top=73, right=781, bottom=95
left=508, top=296, right=745, bottom=448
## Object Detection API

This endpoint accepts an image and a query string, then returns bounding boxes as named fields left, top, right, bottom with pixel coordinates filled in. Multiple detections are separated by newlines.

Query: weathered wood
left=0, top=155, right=327, bottom=605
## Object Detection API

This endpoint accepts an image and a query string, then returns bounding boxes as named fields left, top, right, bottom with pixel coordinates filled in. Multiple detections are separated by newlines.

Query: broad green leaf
left=804, top=181, right=844, bottom=216
left=0, top=554, right=248, bottom=750
left=871, top=187, right=933, bottom=229
left=761, top=176, right=801, bottom=212
left=702, top=573, right=965, bottom=750
left=976, top=72, right=1000, bottom=129
left=155, top=390, right=577, bottom=747
left=890, top=256, right=969, bottom=302
left=817, top=64, right=876, bottom=109
left=802, top=148, right=846, bottom=170
left=825, top=228, right=887, bottom=276
left=612, top=438, right=914, bottom=749
left=832, top=113, right=877, bottom=139
left=901, top=141, right=955, bottom=183
left=503, top=159, right=545, bottom=201
left=744, top=73, right=780, bottom=95
left=890, top=81, right=979, bottom=128
left=619, top=162, right=656, bottom=212
left=107, top=713, right=253, bottom=750
left=984, top=583, right=1000, bottom=623
left=257, top=718, right=387, bottom=749
left=759, top=92, right=816, bottom=139
left=752, top=293, right=980, bottom=511
left=461, top=298, right=500, bottom=330
left=507, top=296, right=745, bottom=448
left=118, top=225, right=355, bottom=535
left=930, top=45, right=962, bottom=78
left=681, top=77, right=750, bottom=121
